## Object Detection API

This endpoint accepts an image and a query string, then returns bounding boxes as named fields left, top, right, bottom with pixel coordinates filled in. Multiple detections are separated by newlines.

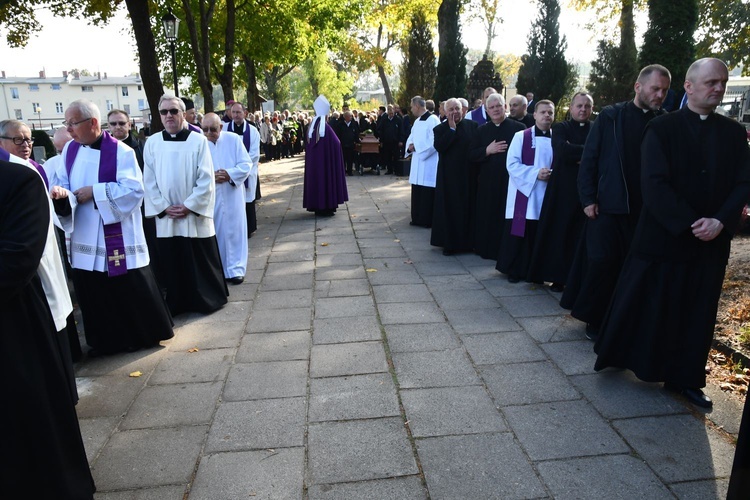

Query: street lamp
left=161, top=8, right=181, bottom=97
left=36, top=106, right=42, bottom=129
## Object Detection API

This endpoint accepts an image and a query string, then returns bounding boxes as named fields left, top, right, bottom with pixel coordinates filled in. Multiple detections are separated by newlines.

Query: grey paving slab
left=518, top=315, right=587, bottom=343
left=74, top=347, right=165, bottom=377
left=187, top=301, right=252, bottom=323
left=462, top=332, right=548, bottom=365
left=613, top=414, right=736, bottom=482
left=120, top=381, right=223, bottom=430
left=149, top=348, right=234, bottom=385
left=422, top=274, right=486, bottom=291
left=307, top=476, right=427, bottom=500
left=445, top=307, right=521, bottom=334
left=91, top=426, right=207, bottom=490
left=504, top=400, right=630, bottom=461
left=75, top=375, right=147, bottom=418
left=309, top=373, right=400, bottom=422
left=315, top=252, right=362, bottom=267
left=246, top=255, right=269, bottom=270
left=413, top=260, right=472, bottom=276
left=307, top=418, right=418, bottom=484
left=315, top=295, right=376, bottom=318
left=392, top=349, right=482, bottom=389
left=254, top=289, right=313, bottom=310
left=703, top=384, right=745, bottom=436
left=384, top=323, right=461, bottom=353
left=366, top=268, right=424, bottom=285
left=378, top=302, right=446, bottom=325
left=310, top=341, right=388, bottom=377
left=247, top=307, right=311, bottom=333
left=224, top=360, right=308, bottom=401
left=268, top=249, right=315, bottom=262
left=465, top=264, right=505, bottom=281
left=536, top=454, right=673, bottom=499
left=260, top=273, right=314, bottom=291
left=406, top=249, right=454, bottom=263
left=360, top=245, right=409, bottom=258
left=482, top=277, right=548, bottom=297
left=316, top=226, right=356, bottom=237
left=431, top=288, right=499, bottom=310
left=363, top=257, right=418, bottom=271
left=79, top=416, right=119, bottom=463
left=497, top=293, right=567, bottom=317
left=315, top=265, right=367, bottom=281
left=227, top=282, right=258, bottom=302
left=372, top=283, right=433, bottom=303
left=265, top=260, right=315, bottom=276
left=272, top=240, right=314, bottom=252
left=316, top=242, right=360, bottom=254
left=167, top=320, right=246, bottom=350
left=315, top=278, right=372, bottom=298
left=670, top=479, right=729, bottom=500
left=95, top=485, right=186, bottom=499
left=417, top=433, right=547, bottom=499
left=312, top=316, right=382, bottom=344
left=401, top=386, right=507, bottom=437
left=189, top=448, right=304, bottom=500
left=481, top=361, right=581, bottom=406
left=541, top=340, right=599, bottom=375
left=236, top=330, right=310, bottom=362
left=205, top=397, right=306, bottom=452
left=571, top=371, right=688, bottom=419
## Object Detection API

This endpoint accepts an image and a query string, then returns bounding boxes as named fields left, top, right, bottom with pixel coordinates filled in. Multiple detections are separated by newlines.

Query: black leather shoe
left=664, top=383, right=713, bottom=408
left=507, top=275, right=521, bottom=283
left=227, top=277, right=245, bottom=285
left=585, top=323, right=599, bottom=341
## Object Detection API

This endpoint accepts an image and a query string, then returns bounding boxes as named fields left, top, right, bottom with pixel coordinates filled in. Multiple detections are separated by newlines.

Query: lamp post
left=36, top=106, right=42, bottom=129
left=161, top=8, right=181, bottom=97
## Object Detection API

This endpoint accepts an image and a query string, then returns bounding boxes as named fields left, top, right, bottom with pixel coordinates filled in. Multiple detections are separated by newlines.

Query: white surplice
left=143, top=131, right=216, bottom=238
left=222, top=120, right=260, bottom=203
left=207, top=132, right=252, bottom=278
left=406, top=111, right=441, bottom=187
left=504, top=129, right=553, bottom=220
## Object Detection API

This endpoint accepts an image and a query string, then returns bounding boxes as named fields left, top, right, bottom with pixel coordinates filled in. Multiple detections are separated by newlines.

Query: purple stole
left=470, top=106, right=487, bottom=125
left=188, top=122, right=201, bottom=133
left=510, top=127, right=535, bottom=238
left=66, top=132, right=128, bottom=277
left=228, top=121, right=253, bottom=188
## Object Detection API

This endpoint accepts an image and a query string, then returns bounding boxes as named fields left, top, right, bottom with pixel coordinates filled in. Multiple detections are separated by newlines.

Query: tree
left=466, top=0, right=501, bottom=58
left=396, top=11, right=437, bottom=105
left=435, top=0, right=468, bottom=102
left=639, top=0, right=698, bottom=92
left=695, top=0, right=750, bottom=75
left=516, top=0, right=571, bottom=104
left=493, top=54, right=522, bottom=90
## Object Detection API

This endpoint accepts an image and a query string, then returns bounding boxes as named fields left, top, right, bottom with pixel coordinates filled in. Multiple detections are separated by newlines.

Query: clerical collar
left=86, top=133, right=104, bottom=150
left=419, top=111, right=432, bottom=121
left=162, top=128, right=192, bottom=142
left=534, top=126, right=550, bottom=137
left=233, top=121, right=245, bottom=132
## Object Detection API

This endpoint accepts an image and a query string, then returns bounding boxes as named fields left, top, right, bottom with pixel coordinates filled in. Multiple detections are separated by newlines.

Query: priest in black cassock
left=527, top=92, right=593, bottom=291
left=594, top=58, right=750, bottom=409
left=468, top=93, right=525, bottom=260
left=431, top=97, right=479, bottom=255
left=1, top=159, right=95, bottom=498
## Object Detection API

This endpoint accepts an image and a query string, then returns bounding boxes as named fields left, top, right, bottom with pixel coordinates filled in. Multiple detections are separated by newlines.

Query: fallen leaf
left=404, top=259, right=413, bottom=264
left=320, top=242, right=329, bottom=246
left=188, top=347, right=199, bottom=353
left=366, top=268, right=378, bottom=273
left=270, top=198, right=277, bottom=202
left=721, top=383, right=736, bottom=391
left=129, top=371, right=142, bottom=377
left=393, top=239, right=400, bottom=242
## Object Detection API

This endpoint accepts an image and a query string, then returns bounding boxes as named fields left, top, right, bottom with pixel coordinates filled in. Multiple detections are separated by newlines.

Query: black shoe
left=664, top=383, right=713, bottom=408
left=550, top=282, right=565, bottom=293
left=585, top=323, right=599, bottom=341
left=227, top=276, right=245, bottom=285
left=507, top=275, right=521, bottom=283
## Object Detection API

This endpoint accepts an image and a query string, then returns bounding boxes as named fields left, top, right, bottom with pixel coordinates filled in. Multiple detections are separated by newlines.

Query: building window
left=82, top=86, right=93, bottom=92
left=14, top=109, right=22, bottom=120
left=106, top=100, right=114, bottom=111
left=31, top=102, right=40, bottom=113
left=124, top=104, right=131, bottom=114
left=55, top=102, right=64, bottom=113
left=51, top=84, right=61, bottom=90
left=28, top=84, right=39, bottom=91
left=121, top=86, right=129, bottom=97
left=138, top=99, right=145, bottom=110
left=10, top=87, right=19, bottom=99
left=138, top=85, right=142, bottom=91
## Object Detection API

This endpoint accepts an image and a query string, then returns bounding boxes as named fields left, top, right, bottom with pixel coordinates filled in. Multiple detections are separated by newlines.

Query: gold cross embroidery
left=108, top=249, right=125, bottom=266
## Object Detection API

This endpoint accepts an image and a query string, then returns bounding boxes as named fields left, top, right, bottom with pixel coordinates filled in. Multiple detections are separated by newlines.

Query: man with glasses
left=203, top=112, right=253, bottom=284
left=0, top=119, right=48, bottom=185
left=143, top=94, right=228, bottom=315
left=107, top=109, right=143, bottom=168
left=50, top=99, right=174, bottom=357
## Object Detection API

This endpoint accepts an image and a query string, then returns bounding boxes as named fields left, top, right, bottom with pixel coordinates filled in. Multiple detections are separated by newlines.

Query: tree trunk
left=377, top=64, right=393, bottom=104
left=125, top=0, right=165, bottom=132
left=181, top=0, right=216, bottom=111
left=243, top=55, right=261, bottom=111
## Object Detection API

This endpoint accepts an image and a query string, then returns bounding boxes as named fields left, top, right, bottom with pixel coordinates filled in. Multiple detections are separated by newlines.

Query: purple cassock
left=303, top=95, right=349, bottom=214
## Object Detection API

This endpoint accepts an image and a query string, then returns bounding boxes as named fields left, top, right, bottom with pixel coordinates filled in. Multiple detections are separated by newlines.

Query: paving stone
left=74, top=346, right=165, bottom=377
left=247, top=307, right=311, bottom=333
left=315, top=253, right=362, bottom=267
left=75, top=375, right=147, bottom=418
left=310, top=342, right=388, bottom=377
left=307, top=418, right=418, bottom=484
left=445, top=307, right=521, bottom=334
left=482, top=277, right=547, bottom=297
left=465, top=264, right=504, bottom=281
left=481, top=361, right=580, bottom=406
left=378, top=302, right=445, bottom=324
left=188, top=302, right=252, bottom=323
left=265, top=261, right=315, bottom=276
left=149, top=348, right=234, bottom=384
left=268, top=249, right=315, bottom=262
left=307, top=476, right=427, bottom=500
left=224, top=361, right=308, bottom=401
left=366, top=268, right=424, bottom=285
left=316, top=265, right=367, bottom=281
left=384, top=323, right=460, bottom=352
left=205, top=397, right=306, bottom=452
left=541, top=340, right=598, bottom=375
left=354, top=236, right=399, bottom=246
left=372, top=284, right=433, bottom=303
left=361, top=245, right=408, bottom=258
left=497, top=293, right=567, bottom=317
left=227, top=283, right=258, bottom=302
left=518, top=315, right=587, bottom=343
left=260, top=274, right=314, bottom=291
left=309, top=373, right=400, bottom=422
left=236, top=330, right=310, bottom=362
left=570, top=371, right=688, bottom=419
left=315, top=278, right=372, bottom=298
left=91, top=426, right=208, bottom=490
left=703, top=384, right=745, bottom=436
left=95, top=485, right=186, bottom=499
left=669, top=479, right=729, bottom=500
left=167, top=320, right=246, bottom=350
left=392, top=349, right=481, bottom=388
left=362, top=257, right=418, bottom=271
left=430, top=288, right=499, bottom=310
left=254, top=289, right=313, bottom=310
left=317, top=242, right=360, bottom=254
left=246, top=256, right=269, bottom=270
left=189, top=448, right=304, bottom=500
left=613, top=414, right=736, bottom=482
left=79, top=416, right=119, bottom=463
left=406, top=249, right=454, bottom=263
left=315, top=295, right=376, bottom=318
left=312, top=316, right=382, bottom=344
left=504, top=400, right=630, bottom=460
left=417, top=433, right=546, bottom=499
left=536, top=455, right=673, bottom=499
left=401, top=386, right=506, bottom=437
left=462, top=332, right=547, bottom=365
left=413, top=260, right=471, bottom=276
left=272, top=240, right=314, bottom=252
left=121, top=382, right=223, bottom=429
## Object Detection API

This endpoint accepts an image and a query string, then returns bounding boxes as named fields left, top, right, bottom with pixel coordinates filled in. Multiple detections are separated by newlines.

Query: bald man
left=508, top=95, right=535, bottom=128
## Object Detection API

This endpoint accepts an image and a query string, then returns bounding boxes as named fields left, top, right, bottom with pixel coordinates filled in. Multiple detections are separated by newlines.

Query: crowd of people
left=2, top=56, right=749, bottom=497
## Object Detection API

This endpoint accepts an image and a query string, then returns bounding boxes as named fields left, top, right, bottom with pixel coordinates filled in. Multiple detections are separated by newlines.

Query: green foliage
left=639, top=0, right=698, bottom=92
left=435, top=0, right=468, bottom=102
left=587, top=39, right=638, bottom=109
left=396, top=11, right=437, bottom=105
left=301, top=52, right=355, bottom=110
left=516, top=0, right=571, bottom=104
left=493, top=53, right=522, bottom=89
left=695, top=0, right=750, bottom=74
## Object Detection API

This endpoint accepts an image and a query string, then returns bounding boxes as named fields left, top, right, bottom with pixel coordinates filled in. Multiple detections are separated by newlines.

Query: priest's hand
left=50, top=186, right=68, bottom=200
left=583, top=203, right=598, bottom=219
left=215, top=169, right=230, bottom=184
left=486, top=140, right=507, bottom=156
left=537, top=168, right=552, bottom=181
left=166, top=204, right=189, bottom=219
left=691, top=217, right=723, bottom=241
left=73, top=186, right=94, bottom=204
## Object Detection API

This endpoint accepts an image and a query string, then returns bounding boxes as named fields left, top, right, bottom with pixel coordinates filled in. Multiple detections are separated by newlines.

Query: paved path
left=76, top=156, right=741, bottom=499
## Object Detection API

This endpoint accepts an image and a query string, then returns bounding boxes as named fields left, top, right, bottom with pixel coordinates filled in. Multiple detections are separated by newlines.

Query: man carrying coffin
left=224, top=102, right=261, bottom=236
left=143, top=94, right=228, bottom=315
left=51, top=99, right=173, bottom=356
left=203, top=113, right=253, bottom=285
left=405, top=96, right=441, bottom=227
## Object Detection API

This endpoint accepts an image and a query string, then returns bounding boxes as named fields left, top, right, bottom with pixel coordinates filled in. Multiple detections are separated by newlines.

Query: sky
left=0, top=3, right=644, bottom=79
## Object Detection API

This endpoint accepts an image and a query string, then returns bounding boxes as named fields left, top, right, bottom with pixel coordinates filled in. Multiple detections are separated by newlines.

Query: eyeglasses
left=202, top=126, right=220, bottom=133
left=0, top=136, right=34, bottom=145
left=109, top=121, right=127, bottom=127
left=159, top=108, right=180, bottom=116
left=63, top=117, right=91, bottom=128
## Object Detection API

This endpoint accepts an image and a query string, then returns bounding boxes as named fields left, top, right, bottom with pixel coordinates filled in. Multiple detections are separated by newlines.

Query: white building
left=0, top=69, right=150, bottom=130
